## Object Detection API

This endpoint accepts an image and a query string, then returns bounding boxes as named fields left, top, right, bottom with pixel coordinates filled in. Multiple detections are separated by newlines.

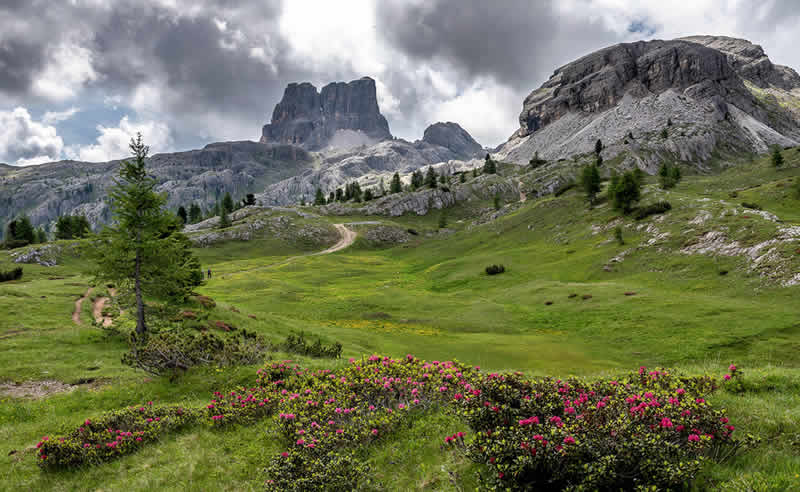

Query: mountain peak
left=261, top=77, right=392, bottom=150
left=498, top=36, right=800, bottom=168
left=421, top=122, right=482, bottom=157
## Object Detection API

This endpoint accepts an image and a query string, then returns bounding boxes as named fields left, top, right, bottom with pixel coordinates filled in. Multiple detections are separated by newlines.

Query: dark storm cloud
left=375, top=0, right=623, bottom=90
left=0, top=0, right=339, bottom=139
left=0, top=39, right=46, bottom=94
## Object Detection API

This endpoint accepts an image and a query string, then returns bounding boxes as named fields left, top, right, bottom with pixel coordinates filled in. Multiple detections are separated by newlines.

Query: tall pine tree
left=93, top=134, right=201, bottom=335
left=390, top=172, right=402, bottom=193
left=425, top=167, right=438, bottom=188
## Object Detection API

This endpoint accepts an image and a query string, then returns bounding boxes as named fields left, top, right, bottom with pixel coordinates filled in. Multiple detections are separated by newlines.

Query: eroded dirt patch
left=0, top=378, right=107, bottom=399
left=0, top=380, right=75, bottom=399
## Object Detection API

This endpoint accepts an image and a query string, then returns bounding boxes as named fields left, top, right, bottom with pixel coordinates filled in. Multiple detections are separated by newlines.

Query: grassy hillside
left=1, top=149, right=800, bottom=490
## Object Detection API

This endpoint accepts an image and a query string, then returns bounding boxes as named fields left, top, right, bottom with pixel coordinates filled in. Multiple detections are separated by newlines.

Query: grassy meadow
left=1, top=149, right=800, bottom=489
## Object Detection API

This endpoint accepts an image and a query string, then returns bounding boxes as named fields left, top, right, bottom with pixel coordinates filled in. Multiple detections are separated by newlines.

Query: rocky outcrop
left=421, top=122, right=483, bottom=158
left=320, top=173, right=519, bottom=217
left=498, top=37, right=800, bottom=168
left=255, top=132, right=484, bottom=207
left=185, top=206, right=338, bottom=247
left=681, top=36, right=800, bottom=90
left=261, top=77, right=392, bottom=150
left=515, top=40, right=757, bottom=138
left=0, top=141, right=313, bottom=234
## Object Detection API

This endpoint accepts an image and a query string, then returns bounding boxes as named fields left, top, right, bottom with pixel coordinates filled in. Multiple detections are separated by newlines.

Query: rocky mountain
left=497, top=36, right=800, bottom=170
left=0, top=74, right=484, bottom=231
left=422, top=122, right=483, bottom=157
left=260, top=77, right=392, bottom=150
left=0, top=142, right=312, bottom=234
left=255, top=122, right=483, bottom=206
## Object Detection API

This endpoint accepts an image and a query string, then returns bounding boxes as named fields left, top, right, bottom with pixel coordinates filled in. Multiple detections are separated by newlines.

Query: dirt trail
left=93, top=288, right=119, bottom=327
left=313, top=224, right=357, bottom=255
left=72, top=288, right=93, bottom=325
left=221, top=224, right=357, bottom=278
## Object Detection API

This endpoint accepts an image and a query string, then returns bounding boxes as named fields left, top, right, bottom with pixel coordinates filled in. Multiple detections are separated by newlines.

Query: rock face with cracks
left=497, top=36, right=800, bottom=169
left=260, top=77, right=392, bottom=150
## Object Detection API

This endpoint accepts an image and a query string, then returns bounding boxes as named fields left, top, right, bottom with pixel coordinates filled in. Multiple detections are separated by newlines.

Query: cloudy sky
left=1, top=0, right=799, bottom=165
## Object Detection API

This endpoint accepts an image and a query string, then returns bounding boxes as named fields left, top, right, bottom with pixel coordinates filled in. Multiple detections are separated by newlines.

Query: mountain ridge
left=497, top=36, right=800, bottom=169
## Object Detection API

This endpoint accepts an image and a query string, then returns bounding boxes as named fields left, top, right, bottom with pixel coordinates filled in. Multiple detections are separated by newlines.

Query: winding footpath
left=220, top=223, right=358, bottom=279
left=72, top=288, right=93, bottom=325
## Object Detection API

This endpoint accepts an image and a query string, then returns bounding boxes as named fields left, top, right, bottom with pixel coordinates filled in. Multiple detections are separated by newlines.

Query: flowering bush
left=262, top=355, right=481, bottom=490
left=37, top=403, right=198, bottom=469
left=37, top=357, right=754, bottom=491
left=445, top=366, right=757, bottom=490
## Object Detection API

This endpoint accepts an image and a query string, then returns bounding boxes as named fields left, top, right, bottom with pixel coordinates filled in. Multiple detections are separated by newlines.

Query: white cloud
left=42, top=107, right=81, bottom=124
left=0, top=107, right=64, bottom=166
left=67, top=116, right=173, bottom=162
left=32, top=42, right=97, bottom=101
left=430, top=82, right=520, bottom=147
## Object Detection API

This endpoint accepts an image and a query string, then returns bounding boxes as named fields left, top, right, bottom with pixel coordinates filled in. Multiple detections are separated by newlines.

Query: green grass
left=1, top=150, right=800, bottom=489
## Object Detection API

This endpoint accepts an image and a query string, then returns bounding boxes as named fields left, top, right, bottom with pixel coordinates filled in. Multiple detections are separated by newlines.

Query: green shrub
left=634, top=201, right=672, bottom=220
left=37, top=404, right=199, bottom=469
left=614, top=227, right=624, bottom=245
left=741, top=202, right=762, bottom=210
left=280, top=332, right=342, bottom=359
left=485, top=265, right=505, bottom=275
left=0, top=267, right=23, bottom=282
left=122, top=327, right=270, bottom=376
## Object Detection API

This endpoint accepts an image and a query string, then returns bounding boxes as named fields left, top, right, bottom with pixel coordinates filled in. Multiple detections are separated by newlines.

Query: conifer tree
left=483, top=154, right=496, bottom=174
left=177, top=206, right=188, bottom=224
left=222, top=192, right=234, bottom=214
left=188, top=203, right=202, bottom=224
left=93, top=134, right=201, bottom=335
left=219, top=207, right=231, bottom=228
left=772, top=147, right=784, bottom=168
left=242, top=193, right=256, bottom=206
left=390, top=172, right=402, bottom=193
left=411, top=170, right=424, bottom=190
left=580, top=164, right=601, bottom=204
left=425, top=166, right=438, bottom=188
left=612, top=171, right=642, bottom=213
left=595, top=139, right=603, bottom=155
left=314, top=187, right=326, bottom=205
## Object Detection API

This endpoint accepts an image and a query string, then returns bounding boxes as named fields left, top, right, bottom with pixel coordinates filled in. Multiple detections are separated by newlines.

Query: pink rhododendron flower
left=688, top=434, right=700, bottom=442
left=563, top=436, right=576, bottom=445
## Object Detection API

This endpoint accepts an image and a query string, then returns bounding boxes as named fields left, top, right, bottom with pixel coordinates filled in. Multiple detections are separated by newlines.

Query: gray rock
left=0, top=141, right=312, bottom=234
left=261, top=77, right=392, bottom=150
left=320, top=174, right=519, bottom=217
left=498, top=36, right=800, bottom=168
left=255, top=139, right=483, bottom=207
left=421, top=122, right=483, bottom=158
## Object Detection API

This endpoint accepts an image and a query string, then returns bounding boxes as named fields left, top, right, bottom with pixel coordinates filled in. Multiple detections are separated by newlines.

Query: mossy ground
left=1, top=149, right=800, bottom=489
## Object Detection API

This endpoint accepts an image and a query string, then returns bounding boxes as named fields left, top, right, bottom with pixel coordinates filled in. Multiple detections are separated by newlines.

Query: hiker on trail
left=207, top=268, right=212, bottom=279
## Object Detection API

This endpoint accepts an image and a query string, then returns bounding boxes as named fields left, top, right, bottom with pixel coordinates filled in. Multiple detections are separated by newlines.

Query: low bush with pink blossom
left=36, top=358, right=754, bottom=490
left=444, top=366, right=757, bottom=490
left=36, top=403, right=199, bottom=469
